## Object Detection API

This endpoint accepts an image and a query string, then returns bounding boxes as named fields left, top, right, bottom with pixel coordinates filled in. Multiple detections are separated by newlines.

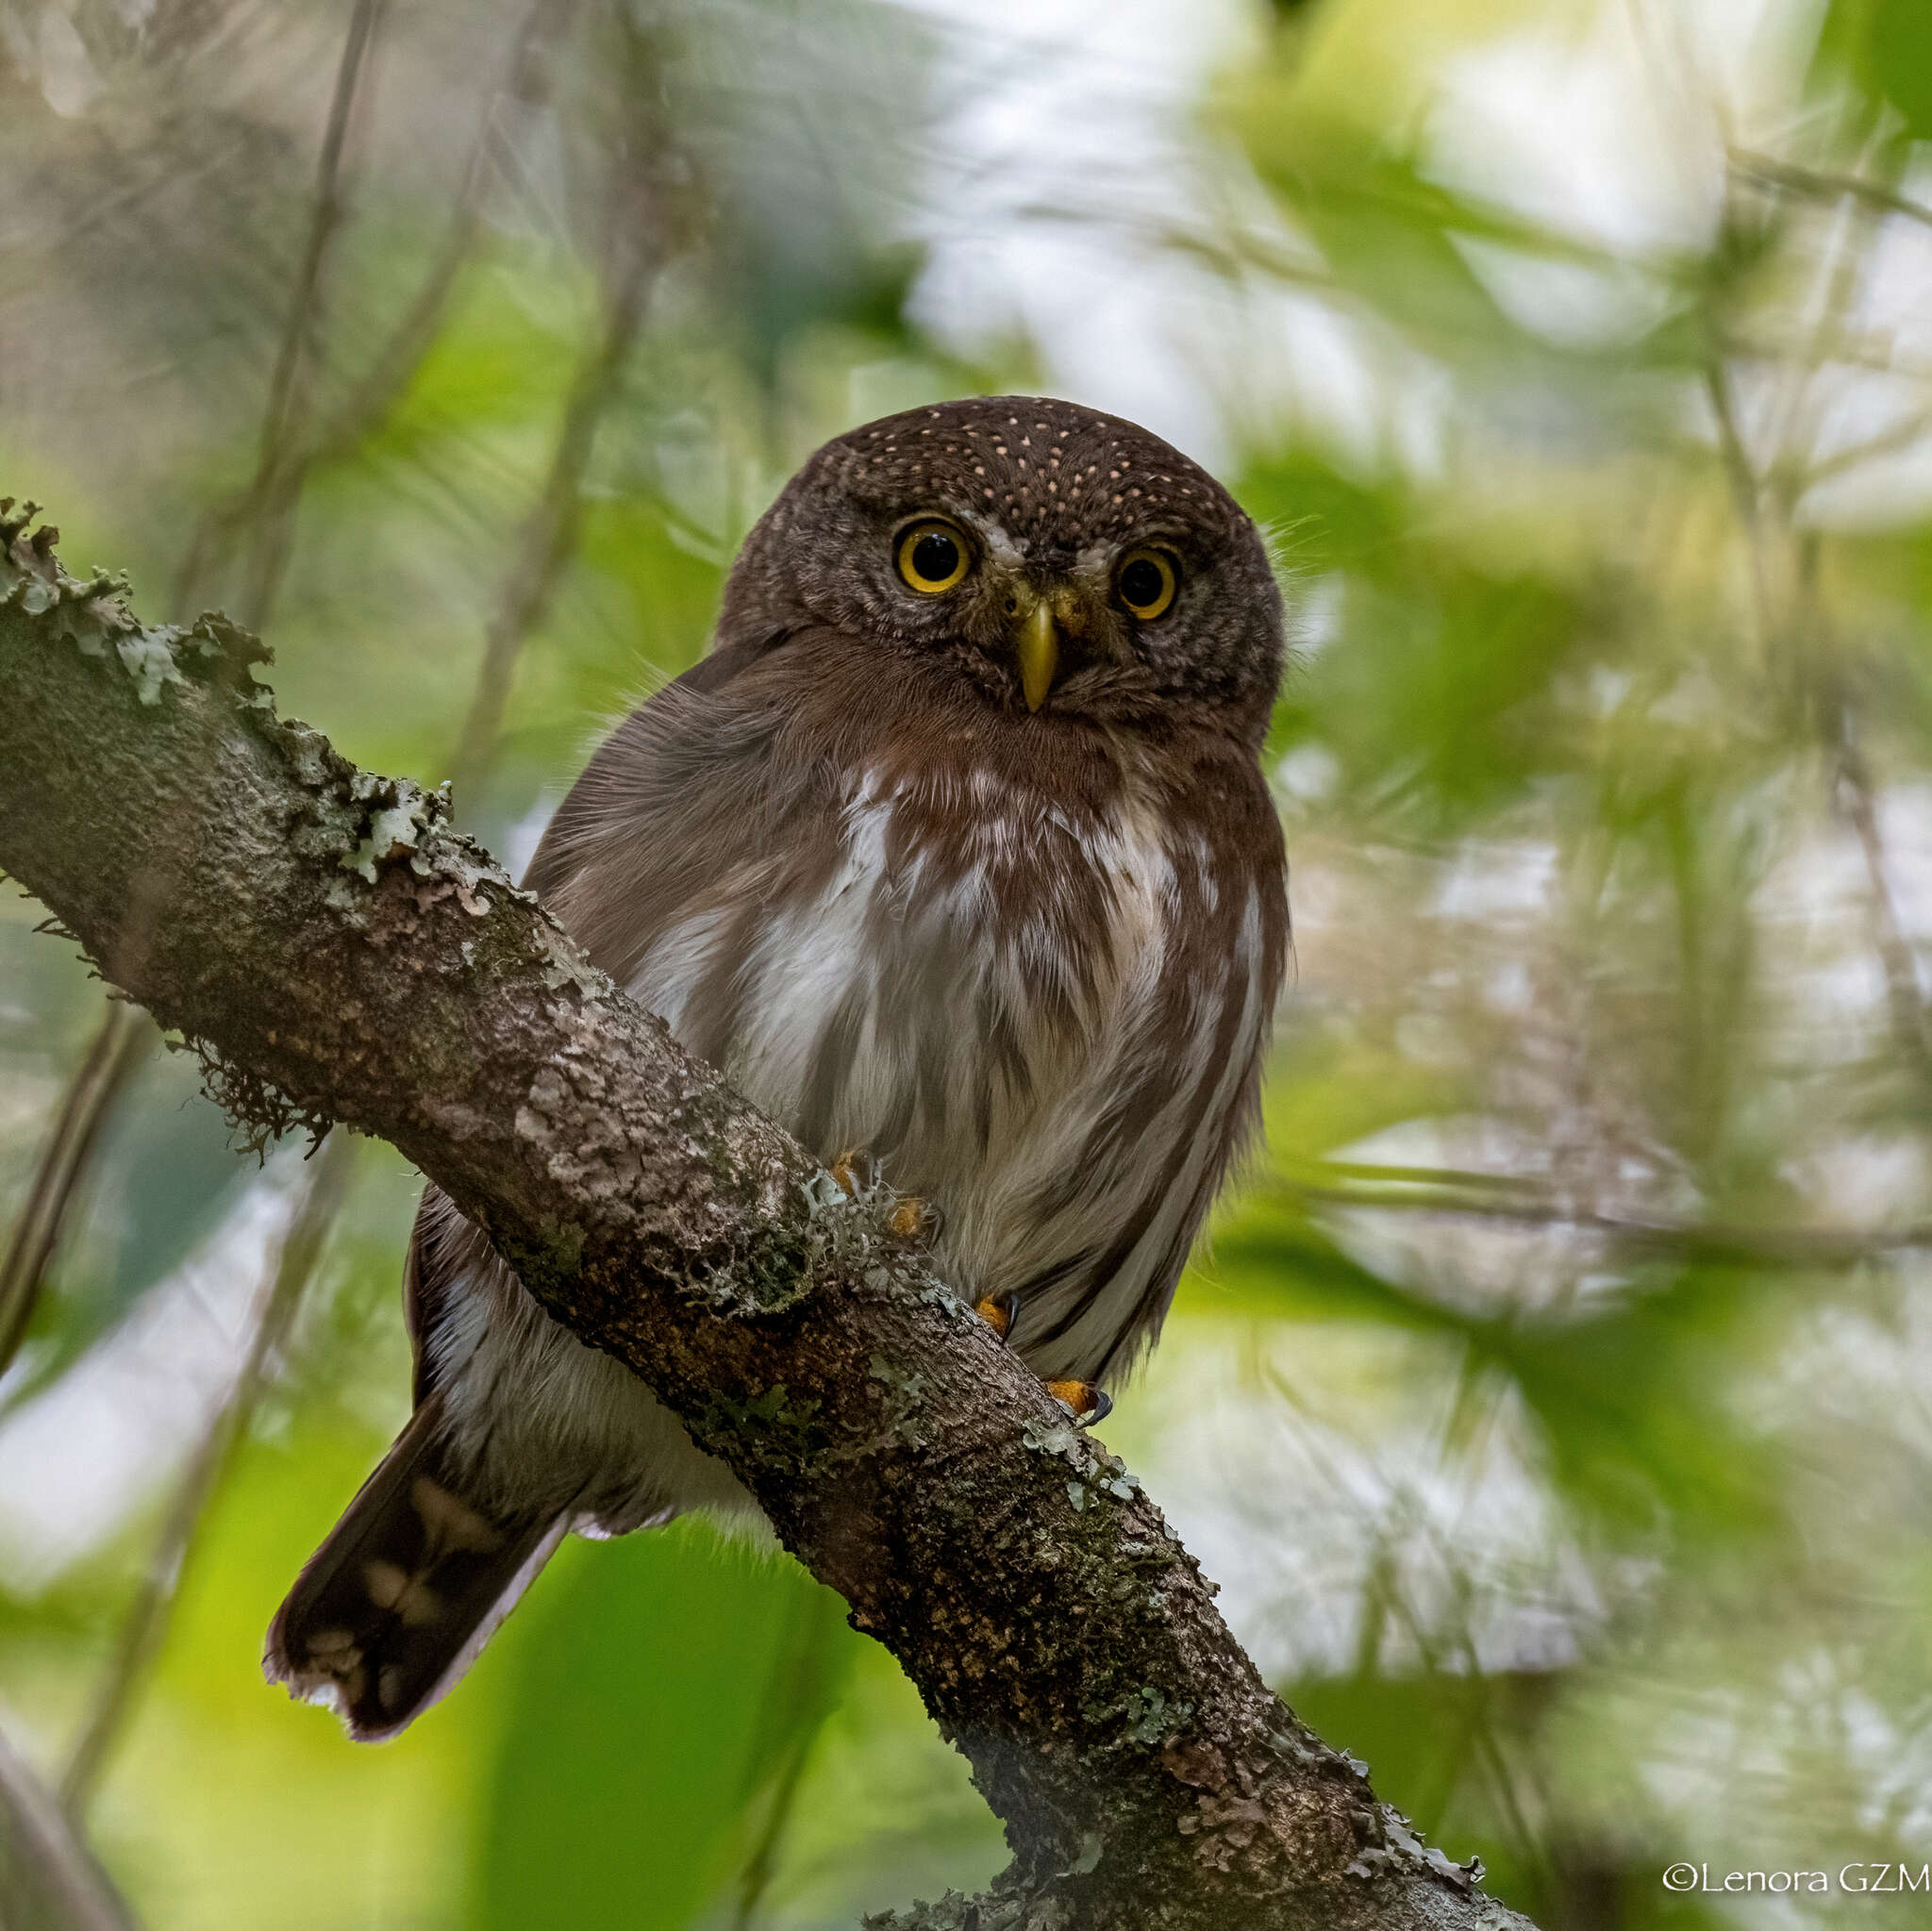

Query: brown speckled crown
left=817, top=395, right=1246, bottom=551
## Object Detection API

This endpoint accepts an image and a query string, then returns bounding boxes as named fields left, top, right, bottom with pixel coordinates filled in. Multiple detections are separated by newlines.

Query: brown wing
left=408, top=628, right=816, bottom=1401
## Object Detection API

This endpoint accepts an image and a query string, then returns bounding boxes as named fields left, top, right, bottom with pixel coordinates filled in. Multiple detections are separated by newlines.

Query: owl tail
left=264, top=1393, right=569, bottom=1740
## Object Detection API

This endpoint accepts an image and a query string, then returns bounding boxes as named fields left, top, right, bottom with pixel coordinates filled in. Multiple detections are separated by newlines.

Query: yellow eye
left=896, top=519, right=970, bottom=594
left=1114, top=546, right=1178, bottom=621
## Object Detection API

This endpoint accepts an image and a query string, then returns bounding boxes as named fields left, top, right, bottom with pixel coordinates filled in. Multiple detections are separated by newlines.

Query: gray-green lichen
left=1023, top=1419, right=1142, bottom=1508
left=869, top=1356, right=927, bottom=1402
left=1023, top=1418, right=1083, bottom=1461
left=779, top=1159, right=940, bottom=1316
left=693, top=1382, right=824, bottom=1463
left=1347, top=1811, right=1484, bottom=1895
left=865, top=1888, right=1073, bottom=1931
left=870, top=1354, right=928, bottom=1445
left=1080, top=1680, right=1193, bottom=1750
left=1, top=500, right=272, bottom=707
left=336, top=780, right=445, bottom=885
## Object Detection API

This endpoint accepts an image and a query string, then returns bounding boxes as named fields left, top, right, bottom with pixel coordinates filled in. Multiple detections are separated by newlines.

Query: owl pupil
left=910, top=531, right=959, bottom=582
left=1120, top=558, right=1164, bottom=609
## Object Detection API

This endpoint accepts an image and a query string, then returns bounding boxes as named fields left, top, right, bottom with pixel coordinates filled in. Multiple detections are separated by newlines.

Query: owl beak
left=1015, top=600, right=1059, bottom=712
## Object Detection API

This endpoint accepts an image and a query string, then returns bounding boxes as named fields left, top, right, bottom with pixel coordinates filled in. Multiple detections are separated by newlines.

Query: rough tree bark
left=0, top=501, right=1535, bottom=1931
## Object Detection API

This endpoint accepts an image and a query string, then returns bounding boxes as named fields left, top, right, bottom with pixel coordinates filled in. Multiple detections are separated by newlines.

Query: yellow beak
left=1016, top=600, right=1059, bottom=712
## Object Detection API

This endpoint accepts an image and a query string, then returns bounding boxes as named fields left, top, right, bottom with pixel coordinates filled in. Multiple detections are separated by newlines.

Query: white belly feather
left=435, top=767, right=1262, bottom=1528
left=631, top=769, right=1260, bottom=1379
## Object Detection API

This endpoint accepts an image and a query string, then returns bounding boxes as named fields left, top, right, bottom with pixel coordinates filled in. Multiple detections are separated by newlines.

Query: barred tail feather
left=264, top=1394, right=568, bottom=1740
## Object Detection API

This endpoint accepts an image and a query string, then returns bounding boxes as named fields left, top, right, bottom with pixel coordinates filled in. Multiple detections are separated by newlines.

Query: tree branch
left=0, top=504, right=1534, bottom=1930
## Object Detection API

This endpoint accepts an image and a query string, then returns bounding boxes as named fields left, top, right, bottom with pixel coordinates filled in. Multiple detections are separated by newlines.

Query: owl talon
left=1044, top=1378, right=1112, bottom=1428
left=974, top=1291, right=1022, bottom=1346
left=831, top=1148, right=879, bottom=1197
left=888, top=1195, right=940, bottom=1246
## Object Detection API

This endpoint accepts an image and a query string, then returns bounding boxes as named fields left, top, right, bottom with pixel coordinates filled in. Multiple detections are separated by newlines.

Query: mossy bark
left=0, top=504, right=1536, bottom=1931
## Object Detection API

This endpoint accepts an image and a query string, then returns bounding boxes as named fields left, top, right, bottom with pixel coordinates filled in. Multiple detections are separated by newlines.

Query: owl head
left=720, top=396, right=1282, bottom=745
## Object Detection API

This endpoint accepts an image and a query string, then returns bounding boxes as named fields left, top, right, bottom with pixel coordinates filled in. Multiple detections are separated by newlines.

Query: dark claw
left=975, top=1290, right=1021, bottom=1346
left=1044, top=1378, right=1111, bottom=1427
left=889, top=1195, right=942, bottom=1247
left=831, top=1148, right=880, bottom=1197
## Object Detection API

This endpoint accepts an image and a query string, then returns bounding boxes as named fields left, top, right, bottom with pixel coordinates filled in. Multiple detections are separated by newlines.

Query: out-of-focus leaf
left=1230, top=90, right=1712, bottom=383
left=1474, top=1265, right=1782, bottom=1535
left=92, top=1058, right=252, bottom=1305
left=488, top=487, right=731, bottom=804
left=1216, top=1200, right=1785, bottom=1533
left=1239, top=450, right=1407, bottom=589
left=266, top=254, right=591, bottom=789
left=1249, top=1036, right=1474, bottom=1174
left=743, top=1639, right=1004, bottom=1923
left=470, top=1521, right=857, bottom=1931
left=677, top=0, right=932, bottom=387
left=1215, top=1197, right=1482, bottom=1340
left=1244, top=450, right=1600, bottom=828
left=1814, top=0, right=1932, bottom=140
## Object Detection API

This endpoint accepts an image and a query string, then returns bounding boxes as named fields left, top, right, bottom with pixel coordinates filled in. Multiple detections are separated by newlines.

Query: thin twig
left=1731, top=149, right=1932, bottom=237
left=170, top=0, right=385, bottom=627
left=1760, top=127, right=1900, bottom=512
left=252, top=6, right=383, bottom=508
left=444, top=272, right=652, bottom=796
left=1800, top=406, right=1932, bottom=491
left=59, top=1134, right=354, bottom=1818
left=234, top=0, right=385, bottom=634
left=1276, top=1166, right=1932, bottom=1268
left=731, top=1590, right=847, bottom=1928
left=317, top=0, right=580, bottom=458
left=1716, top=147, right=1932, bottom=1080
left=0, top=1728, right=137, bottom=1931
left=447, top=21, right=677, bottom=800
left=731, top=1714, right=821, bottom=1930
left=0, top=1004, right=150, bottom=1385
left=1829, top=708, right=1932, bottom=1074
left=0, top=0, right=388, bottom=1457
left=1702, top=358, right=1777, bottom=660
left=1727, top=323, right=1932, bottom=385
left=220, top=0, right=584, bottom=558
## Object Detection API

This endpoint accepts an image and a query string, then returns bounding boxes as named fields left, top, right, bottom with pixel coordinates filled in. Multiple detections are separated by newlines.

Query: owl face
left=722, top=397, right=1283, bottom=744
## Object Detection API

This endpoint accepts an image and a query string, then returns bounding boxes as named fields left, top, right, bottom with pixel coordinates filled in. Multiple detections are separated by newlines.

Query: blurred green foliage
left=1816, top=0, right=1932, bottom=141
left=7, top=0, right=1932, bottom=1927
left=473, top=1528, right=855, bottom=1931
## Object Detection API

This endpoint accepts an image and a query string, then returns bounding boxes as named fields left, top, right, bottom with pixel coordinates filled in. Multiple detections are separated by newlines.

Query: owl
left=266, top=396, right=1290, bottom=1738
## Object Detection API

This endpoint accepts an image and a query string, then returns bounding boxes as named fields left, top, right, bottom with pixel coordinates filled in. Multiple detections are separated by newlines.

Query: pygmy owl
left=267, top=395, right=1290, bottom=1737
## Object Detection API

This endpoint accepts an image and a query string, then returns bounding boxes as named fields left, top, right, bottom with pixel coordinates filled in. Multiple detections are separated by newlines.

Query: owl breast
left=627, top=752, right=1275, bottom=1383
